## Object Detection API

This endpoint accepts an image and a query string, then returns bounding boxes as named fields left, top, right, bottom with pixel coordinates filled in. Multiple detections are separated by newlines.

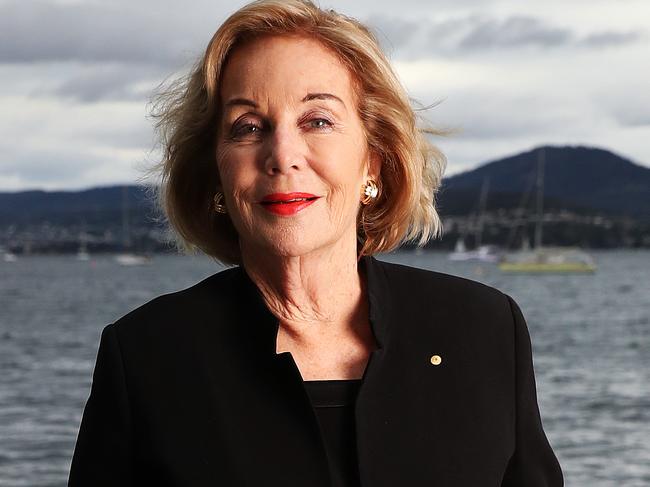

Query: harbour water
left=1, top=250, right=649, bottom=486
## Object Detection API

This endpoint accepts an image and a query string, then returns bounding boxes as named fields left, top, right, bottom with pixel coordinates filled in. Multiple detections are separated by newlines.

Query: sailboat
left=449, top=176, right=501, bottom=262
left=114, top=186, right=151, bottom=266
left=76, top=238, right=90, bottom=261
left=498, top=148, right=596, bottom=273
left=76, top=222, right=90, bottom=261
left=1, top=245, right=17, bottom=262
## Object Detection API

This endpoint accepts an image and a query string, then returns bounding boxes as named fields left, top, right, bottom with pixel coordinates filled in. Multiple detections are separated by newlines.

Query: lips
left=259, top=192, right=320, bottom=216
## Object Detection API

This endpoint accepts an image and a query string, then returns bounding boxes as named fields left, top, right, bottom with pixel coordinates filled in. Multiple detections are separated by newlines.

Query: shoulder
left=371, top=257, right=517, bottom=341
left=374, top=257, right=509, bottom=309
left=110, top=265, right=241, bottom=340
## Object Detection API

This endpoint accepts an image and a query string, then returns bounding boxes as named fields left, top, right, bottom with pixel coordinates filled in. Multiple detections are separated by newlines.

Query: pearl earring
left=213, top=192, right=227, bottom=214
left=361, top=179, right=379, bottom=205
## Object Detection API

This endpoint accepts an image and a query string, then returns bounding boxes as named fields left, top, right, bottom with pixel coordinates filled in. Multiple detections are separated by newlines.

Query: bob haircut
left=151, top=0, right=447, bottom=264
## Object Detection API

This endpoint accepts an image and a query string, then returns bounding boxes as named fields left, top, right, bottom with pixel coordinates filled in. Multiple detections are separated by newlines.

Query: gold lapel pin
left=430, top=354, right=442, bottom=366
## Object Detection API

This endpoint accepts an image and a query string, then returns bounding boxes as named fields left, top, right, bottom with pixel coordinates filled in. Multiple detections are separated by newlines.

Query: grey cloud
left=617, top=113, right=650, bottom=127
left=0, top=1, right=210, bottom=66
left=421, top=14, right=644, bottom=56
left=579, top=30, right=643, bottom=48
left=421, top=89, right=582, bottom=140
left=41, top=64, right=167, bottom=103
left=79, top=121, right=156, bottom=152
left=53, top=74, right=144, bottom=103
left=0, top=146, right=107, bottom=185
left=366, top=15, right=422, bottom=52
left=2, top=1, right=643, bottom=67
left=458, top=16, right=572, bottom=49
left=370, top=14, right=618, bottom=59
left=599, top=89, right=650, bottom=128
left=367, top=14, right=579, bottom=59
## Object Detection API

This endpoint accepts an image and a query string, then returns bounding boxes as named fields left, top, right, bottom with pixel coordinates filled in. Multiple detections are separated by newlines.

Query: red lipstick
left=259, top=192, right=319, bottom=216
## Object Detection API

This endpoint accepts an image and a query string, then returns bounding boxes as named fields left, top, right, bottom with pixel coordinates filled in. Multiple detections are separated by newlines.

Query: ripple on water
left=1, top=251, right=649, bottom=487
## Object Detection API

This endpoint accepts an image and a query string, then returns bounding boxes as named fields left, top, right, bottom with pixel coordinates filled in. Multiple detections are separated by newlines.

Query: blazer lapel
left=195, top=264, right=331, bottom=486
left=196, top=255, right=394, bottom=486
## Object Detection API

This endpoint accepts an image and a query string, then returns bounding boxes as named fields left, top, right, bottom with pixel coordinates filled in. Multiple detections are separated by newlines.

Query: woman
left=69, top=1, right=563, bottom=486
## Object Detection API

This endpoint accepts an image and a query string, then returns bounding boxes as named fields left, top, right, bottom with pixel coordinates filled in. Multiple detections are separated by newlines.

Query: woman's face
left=216, top=35, right=378, bottom=259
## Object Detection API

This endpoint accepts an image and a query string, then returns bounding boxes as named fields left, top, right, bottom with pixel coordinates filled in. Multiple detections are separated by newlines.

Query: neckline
left=303, top=378, right=363, bottom=383
left=303, top=378, right=363, bottom=407
left=235, top=254, right=390, bottom=360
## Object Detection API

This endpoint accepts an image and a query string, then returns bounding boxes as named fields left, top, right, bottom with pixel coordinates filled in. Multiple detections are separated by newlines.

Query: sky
left=0, top=0, right=648, bottom=191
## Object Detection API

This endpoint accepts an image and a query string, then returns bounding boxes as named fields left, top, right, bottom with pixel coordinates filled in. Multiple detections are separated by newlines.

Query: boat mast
left=122, top=185, right=131, bottom=250
left=534, top=147, right=545, bottom=250
left=474, top=176, right=490, bottom=248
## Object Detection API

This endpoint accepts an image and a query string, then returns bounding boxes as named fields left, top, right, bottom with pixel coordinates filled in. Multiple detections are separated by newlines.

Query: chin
left=266, top=240, right=320, bottom=258
left=240, top=218, right=353, bottom=259
left=245, top=233, right=335, bottom=260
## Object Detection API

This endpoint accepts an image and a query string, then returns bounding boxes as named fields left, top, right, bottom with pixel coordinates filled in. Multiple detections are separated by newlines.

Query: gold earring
left=360, top=179, right=379, bottom=205
left=213, top=192, right=227, bottom=214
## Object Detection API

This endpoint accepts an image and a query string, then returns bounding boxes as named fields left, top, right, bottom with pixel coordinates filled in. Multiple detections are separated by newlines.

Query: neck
left=240, top=237, right=366, bottom=339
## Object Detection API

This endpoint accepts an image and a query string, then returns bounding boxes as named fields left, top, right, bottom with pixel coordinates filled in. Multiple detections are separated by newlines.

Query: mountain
left=440, top=145, right=650, bottom=220
left=0, top=145, right=649, bottom=252
left=0, top=185, right=156, bottom=227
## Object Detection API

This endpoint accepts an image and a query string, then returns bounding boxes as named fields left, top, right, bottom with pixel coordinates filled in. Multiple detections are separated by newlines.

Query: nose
left=263, top=124, right=306, bottom=175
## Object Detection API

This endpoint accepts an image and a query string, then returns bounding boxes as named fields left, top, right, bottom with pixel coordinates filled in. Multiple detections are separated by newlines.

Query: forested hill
left=0, top=185, right=154, bottom=227
left=1, top=145, right=648, bottom=225
left=439, top=145, right=650, bottom=220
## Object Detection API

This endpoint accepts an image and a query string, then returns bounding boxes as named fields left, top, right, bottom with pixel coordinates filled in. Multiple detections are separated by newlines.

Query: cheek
left=311, top=136, right=366, bottom=186
left=216, top=146, right=257, bottom=223
left=309, top=145, right=365, bottom=224
left=217, top=144, right=255, bottom=191
left=215, top=143, right=237, bottom=186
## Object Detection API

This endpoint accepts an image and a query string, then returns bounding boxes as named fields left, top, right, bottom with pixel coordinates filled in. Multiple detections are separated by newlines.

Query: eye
left=309, top=118, right=332, bottom=129
left=239, top=124, right=260, bottom=134
left=301, top=113, right=335, bottom=132
left=230, top=119, right=263, bottom=140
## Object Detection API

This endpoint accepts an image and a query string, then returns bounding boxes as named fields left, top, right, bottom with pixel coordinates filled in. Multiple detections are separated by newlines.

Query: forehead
left=219, top=35, right=358, bottom=105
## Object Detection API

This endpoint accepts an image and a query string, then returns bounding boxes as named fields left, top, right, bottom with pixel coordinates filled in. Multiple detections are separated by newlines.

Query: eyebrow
left=224, top=93, right=346, bottom=110
left=224, top=98, right=259, bottom=109
left=302, top=93, right=346, bottom=108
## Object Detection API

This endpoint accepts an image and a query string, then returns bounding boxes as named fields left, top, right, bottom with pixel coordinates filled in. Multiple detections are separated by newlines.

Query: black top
left=303, top=379, right=363, bottom=487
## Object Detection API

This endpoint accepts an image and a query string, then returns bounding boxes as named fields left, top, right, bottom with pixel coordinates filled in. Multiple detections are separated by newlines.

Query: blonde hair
left=151, top=0, right=446, bottom=264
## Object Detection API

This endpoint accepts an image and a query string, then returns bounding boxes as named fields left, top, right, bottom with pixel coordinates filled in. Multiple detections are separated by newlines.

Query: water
left=1, top=250, right=649, bottom=486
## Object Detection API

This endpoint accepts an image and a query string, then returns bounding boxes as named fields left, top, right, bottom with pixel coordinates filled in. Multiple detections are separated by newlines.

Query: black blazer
left=69, top=255, right=563, bottom=486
